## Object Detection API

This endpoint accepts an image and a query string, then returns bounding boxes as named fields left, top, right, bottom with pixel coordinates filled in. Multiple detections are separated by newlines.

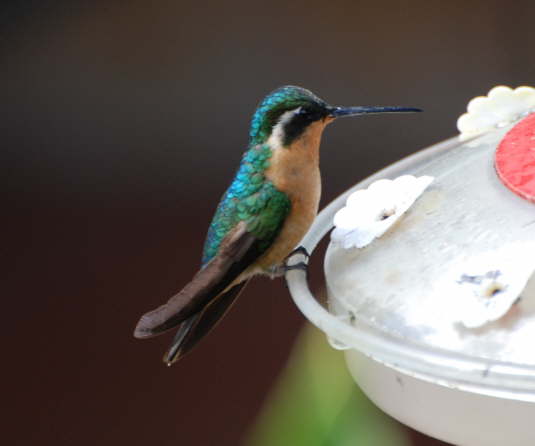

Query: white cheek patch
left=267, top=107, right=302, bottom=150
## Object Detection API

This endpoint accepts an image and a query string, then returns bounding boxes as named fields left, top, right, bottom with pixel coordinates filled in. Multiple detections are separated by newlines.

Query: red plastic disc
left=495, top=113, right=535, bottom=203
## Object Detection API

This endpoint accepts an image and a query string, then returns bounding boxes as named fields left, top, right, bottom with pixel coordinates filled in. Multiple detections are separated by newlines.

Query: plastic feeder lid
left=286, top=89, right=535, bottom=398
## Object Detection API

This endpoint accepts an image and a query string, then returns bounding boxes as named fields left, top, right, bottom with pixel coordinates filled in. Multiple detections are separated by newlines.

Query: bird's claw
left=284, top=261, right=309, bottom=282
left=284, top=261, right=308, bottom=273
left=284, top=245, right=309, bottom=272
left=288, top=246, right=310, bottom=260
left=284, top=246, right=310, bottom=279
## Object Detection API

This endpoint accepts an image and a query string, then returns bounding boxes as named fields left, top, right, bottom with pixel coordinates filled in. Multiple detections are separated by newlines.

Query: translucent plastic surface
left=326, top=127, right=535, bottom=364
left=286, top=128, right=535, bottom=398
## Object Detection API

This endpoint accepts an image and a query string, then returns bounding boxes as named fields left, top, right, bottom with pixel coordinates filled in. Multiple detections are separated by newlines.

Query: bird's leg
left=267, top=261, right=309, bottom=279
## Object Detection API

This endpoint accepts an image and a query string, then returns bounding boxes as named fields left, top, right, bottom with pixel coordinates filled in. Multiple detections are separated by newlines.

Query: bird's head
left=249, top=85, right=421, bottom=149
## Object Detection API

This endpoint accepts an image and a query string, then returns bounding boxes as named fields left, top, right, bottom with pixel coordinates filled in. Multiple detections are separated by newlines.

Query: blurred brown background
left=4, top=1, right=535, bottom=445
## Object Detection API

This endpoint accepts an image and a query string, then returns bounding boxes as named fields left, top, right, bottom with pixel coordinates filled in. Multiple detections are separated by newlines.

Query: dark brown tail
left=133, top=222, right=258, bottom=339
left=163, top=281, right=249, bottom=365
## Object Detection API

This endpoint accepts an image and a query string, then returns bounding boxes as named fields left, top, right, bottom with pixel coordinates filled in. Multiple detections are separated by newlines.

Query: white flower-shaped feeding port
left=457, top=85, right=535, bottom=139
left=331, top=175, right=434, bottom=249
left=438, top=244, right=535, bottom=329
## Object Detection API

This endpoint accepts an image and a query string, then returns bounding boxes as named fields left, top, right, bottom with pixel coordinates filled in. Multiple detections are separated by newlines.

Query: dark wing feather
left=163, top=280, right=249, bottom=365
left=134, top=221, right=260, bottom=339
left=134, top=184, right=291, bottom=345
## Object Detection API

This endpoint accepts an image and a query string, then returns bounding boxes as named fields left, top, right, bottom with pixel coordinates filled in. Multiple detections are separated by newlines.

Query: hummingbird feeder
left=286, top=86, right=535, bottom=446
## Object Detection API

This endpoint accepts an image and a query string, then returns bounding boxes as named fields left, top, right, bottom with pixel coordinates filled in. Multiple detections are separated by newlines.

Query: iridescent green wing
left=203, top=179, right=290, bottom=266
left=242, top=182, right=291, bottom=254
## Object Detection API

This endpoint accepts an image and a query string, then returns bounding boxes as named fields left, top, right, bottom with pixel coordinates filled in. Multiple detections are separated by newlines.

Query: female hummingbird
left=134, top=86, right=420, bottom=365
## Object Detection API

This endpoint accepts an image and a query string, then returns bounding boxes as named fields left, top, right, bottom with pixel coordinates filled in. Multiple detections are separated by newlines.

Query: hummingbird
left=134, top=86, right=420, bottom=365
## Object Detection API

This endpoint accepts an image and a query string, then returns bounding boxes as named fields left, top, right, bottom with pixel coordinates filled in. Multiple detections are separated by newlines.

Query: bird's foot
left=267, top=246, right=310, bottom=279
left=283, top=246, right=310, bottom=279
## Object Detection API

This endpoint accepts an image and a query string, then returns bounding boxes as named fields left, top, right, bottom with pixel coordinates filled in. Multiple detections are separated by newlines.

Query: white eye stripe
left=279, top=107, right=302, bottom=125
left=267, top=107, right=302, bottom=150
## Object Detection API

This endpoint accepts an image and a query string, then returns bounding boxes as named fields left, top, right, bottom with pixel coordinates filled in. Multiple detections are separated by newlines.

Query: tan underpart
left=235, top=117, right=333, bottom=283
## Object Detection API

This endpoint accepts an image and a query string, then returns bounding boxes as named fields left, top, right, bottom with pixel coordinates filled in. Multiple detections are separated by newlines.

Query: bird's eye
left=295, top=107, right=321, bottom=122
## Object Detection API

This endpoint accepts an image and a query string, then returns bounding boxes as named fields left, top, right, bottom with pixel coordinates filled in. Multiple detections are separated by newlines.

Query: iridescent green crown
left=249, top=86, right=326, bottom=145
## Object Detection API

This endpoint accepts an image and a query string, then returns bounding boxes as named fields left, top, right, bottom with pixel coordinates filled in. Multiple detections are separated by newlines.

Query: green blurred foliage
left=247, top=325, right=410, bottom=446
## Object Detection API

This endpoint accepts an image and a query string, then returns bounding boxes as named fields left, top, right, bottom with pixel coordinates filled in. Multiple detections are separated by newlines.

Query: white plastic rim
left=285, top=134, right=535, bottom=401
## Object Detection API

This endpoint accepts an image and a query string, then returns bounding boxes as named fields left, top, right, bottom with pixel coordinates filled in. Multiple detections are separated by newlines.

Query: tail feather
left=163, top=281, right=249, bottom=365
left=133, top=221, right=257, bottom=339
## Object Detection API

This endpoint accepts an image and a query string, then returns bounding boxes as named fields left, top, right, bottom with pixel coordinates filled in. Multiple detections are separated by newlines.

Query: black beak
left=329, top=105, right=422, bottom=118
